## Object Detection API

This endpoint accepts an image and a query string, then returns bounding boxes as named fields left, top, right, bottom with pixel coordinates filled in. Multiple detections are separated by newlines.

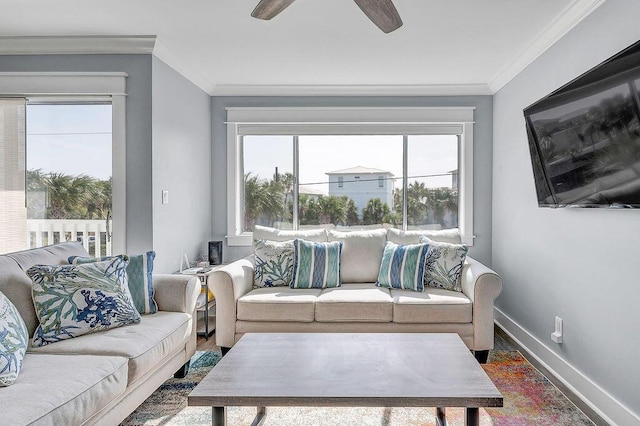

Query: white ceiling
left=0, top=0, right=605, bottom=96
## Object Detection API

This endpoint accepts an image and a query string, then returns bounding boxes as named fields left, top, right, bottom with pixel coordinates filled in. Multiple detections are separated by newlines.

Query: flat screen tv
left=524, top=40, right=640, bottom=208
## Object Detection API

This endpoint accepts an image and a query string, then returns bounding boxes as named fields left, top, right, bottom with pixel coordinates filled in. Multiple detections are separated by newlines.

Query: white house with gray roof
left=326, top=166, right=394, bottom=217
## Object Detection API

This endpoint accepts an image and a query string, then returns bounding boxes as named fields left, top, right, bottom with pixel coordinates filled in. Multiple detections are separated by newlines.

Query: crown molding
left=489, top=0, right=606, bottom=93
left=212, top=84, right=492, bottom=97
left=0, top=35, right=156, bottom=55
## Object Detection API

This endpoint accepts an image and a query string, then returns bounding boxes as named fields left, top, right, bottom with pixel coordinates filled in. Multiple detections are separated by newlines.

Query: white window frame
left=226, top=107, right=475, bottom=246
left=0, top=72, right=128, bottom=253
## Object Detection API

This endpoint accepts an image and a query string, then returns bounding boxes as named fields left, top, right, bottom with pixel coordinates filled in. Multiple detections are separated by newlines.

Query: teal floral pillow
left=69, top=251, right=157, bottom=314
left=254, top=239, right=294, bottom=288
left=0, top=292, right=28, bottom=386
left=420, top=236, right=468, bottom=292
left=27, top=257, right=141, bottom=347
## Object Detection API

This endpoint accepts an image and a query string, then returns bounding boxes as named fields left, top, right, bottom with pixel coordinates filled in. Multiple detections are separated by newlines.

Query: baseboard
left=494, top=308, right=640, bottom=426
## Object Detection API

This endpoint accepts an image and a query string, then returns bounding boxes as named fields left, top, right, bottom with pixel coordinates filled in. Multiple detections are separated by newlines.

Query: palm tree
left=243, top=173, right=288, bottom=231
left=362, top=198, right=391, bottom=225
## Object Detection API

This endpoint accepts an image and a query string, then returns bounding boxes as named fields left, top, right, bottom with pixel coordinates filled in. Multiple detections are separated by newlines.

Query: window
left=227, top=107, right=474, bottom=246
left=0, top=72, right=127, bottom=255
left=26, top=103, right=113, bottom=256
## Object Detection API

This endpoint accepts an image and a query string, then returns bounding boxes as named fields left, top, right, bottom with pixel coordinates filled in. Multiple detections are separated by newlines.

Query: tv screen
left=524, top=40, right=640, bottom=208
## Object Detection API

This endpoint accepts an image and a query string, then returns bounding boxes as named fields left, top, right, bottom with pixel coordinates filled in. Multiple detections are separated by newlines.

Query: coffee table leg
left=212, top=406, right=226, bottom=426
left=251, top=406, right=266, bottom=426
left=436, top=407, right=446, bottom=426
left=465, top=407, right=479, bottom=426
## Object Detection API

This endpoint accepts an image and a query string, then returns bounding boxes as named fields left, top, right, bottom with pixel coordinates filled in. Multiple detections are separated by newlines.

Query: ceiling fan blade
left=251, top=0, right=297, bottom=20
left=353, top=0, right=403, bottom=33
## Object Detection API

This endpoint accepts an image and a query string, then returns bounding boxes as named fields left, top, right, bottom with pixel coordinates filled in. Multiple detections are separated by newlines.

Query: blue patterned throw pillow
left=69, top=251, right=157, bottom=314
left=0, top=292, right=28, bottom=386
left=291, top=239, right=342, bottom=289
left=376, top=241, right=430, bottom=292
left=27, top=257, right=141, bottom=347
left=254, top=239, right=294, bottom=288
left=420, top=236, right=468, bottom=292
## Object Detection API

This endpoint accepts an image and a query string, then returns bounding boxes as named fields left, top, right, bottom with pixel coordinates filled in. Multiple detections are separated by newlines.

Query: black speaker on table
left=208, top=241, right=223, bottom=265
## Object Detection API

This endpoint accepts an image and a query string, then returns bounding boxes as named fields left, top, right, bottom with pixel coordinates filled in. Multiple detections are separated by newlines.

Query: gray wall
left=211, top=96, right=493, bottom=265
left=0, top=54, right=212, bottom=273
left=492, top=0, right=640, bottom=424
left=152, top=57, right=212, bottom=273
left=0, top=54, right=154, bottom=254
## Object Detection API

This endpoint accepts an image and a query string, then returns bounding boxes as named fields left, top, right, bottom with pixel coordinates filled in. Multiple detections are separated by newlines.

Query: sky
left=243, top=134, right=458, bottom=194
left=26, top=104, right=112, bottom=180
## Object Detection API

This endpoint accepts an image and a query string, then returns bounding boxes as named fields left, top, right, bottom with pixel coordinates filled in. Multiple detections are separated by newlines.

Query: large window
left=0, top=72, right=127, bottom=255
left=227, top=107, right=474, bottom=246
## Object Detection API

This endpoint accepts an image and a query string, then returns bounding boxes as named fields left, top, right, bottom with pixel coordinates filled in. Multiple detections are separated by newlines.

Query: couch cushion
left=0, top=291, right=28, bottom=386
left=27, top=257, right=141, bottom=347
left=327, top=229, right=387, bottom=283
left=391, top=287, right=472, bottom=323
left=315, top=284, right=392, bottom=322
left=0, top=353, right=128, bottom=426
left=237, top=287, right=321, bottom=322
left=387, top=228, right=462, bottom=244
left=27, top=311, right=191, bottom=385
left=1, top=242, right=91, bottom=336
left=253, top=225, right=327, bottom=246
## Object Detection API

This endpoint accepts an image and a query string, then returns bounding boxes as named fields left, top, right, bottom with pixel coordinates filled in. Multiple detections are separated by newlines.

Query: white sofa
left=211, top=227, right=503, bottom=362
left=0, top=242, right=200, bottom=425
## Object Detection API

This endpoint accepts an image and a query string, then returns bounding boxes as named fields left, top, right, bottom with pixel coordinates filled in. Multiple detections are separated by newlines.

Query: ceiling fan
left=251, top=0, right=403, bottom=34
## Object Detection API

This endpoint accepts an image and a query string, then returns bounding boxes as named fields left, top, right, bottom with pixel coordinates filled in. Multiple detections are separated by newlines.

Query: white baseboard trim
left=494, top=308, right=640, bottom=426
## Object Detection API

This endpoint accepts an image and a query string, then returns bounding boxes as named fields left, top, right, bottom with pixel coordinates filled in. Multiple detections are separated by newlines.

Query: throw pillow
left=376, top=241, right=430, bottom=292
left=290, top=239, right=342, bottom=289
left=68, top=251, right=157, bottom=314
left=0, top=292, right=28, bottom=386
left=420, top=236, right=468, bottom=292
left=254, top=239, right=295, bottom=288
left=27, top=257, right=141, bottom=347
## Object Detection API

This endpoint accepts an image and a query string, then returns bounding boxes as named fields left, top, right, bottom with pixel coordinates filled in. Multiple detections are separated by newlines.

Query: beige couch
left=0, top=242, right=200, bottom=426
left=212, top=227, right=503, bottom=362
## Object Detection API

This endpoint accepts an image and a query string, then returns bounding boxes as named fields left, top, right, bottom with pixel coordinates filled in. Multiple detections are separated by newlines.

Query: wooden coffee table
left=188, top=333, right=502, bottom=426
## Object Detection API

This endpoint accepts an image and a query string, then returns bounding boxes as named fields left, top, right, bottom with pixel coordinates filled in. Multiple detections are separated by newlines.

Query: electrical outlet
left=162, top=190, right=169, bottom=205
left=551, top=316, right=563, bottom=343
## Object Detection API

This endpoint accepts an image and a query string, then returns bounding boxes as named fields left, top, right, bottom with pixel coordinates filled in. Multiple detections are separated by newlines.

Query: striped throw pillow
left=291, top=239, right=342, bottom=289
left=376, top=241, right=430, bottom=292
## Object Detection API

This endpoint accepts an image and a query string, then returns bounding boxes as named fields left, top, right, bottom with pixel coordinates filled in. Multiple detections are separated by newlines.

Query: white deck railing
left=27, top=219, right=112, bottom=257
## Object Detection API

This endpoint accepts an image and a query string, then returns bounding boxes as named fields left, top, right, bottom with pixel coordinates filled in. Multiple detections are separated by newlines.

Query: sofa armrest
left=153, top=274, right=200, bottom=314
left=210, top=256, right=254, bottom=348
left=460, top=257, right=503, bottom=351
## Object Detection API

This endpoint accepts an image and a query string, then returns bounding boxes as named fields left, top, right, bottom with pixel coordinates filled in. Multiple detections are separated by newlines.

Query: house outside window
left=226, top=107, right=475, bottom=246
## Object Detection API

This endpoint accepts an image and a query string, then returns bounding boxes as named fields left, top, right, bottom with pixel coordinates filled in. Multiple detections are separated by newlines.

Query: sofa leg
left=221, top=347, right=231, bottom=356
left=474, top=350, right=489, bottom=364
left=174, top=360, right=190, bottom=378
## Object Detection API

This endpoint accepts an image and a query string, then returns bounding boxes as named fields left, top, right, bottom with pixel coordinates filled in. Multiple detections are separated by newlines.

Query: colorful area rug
left=121, top=350, right=594, bottom=425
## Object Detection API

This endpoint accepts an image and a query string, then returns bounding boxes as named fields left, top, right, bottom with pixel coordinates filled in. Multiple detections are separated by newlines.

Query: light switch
left=162, top=190, right=169, bottom=205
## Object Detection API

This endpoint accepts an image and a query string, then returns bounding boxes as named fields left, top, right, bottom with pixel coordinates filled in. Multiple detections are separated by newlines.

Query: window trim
left=0, top=72, right=128, bottom=253
left=226, top=107, right=475, bottom=246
